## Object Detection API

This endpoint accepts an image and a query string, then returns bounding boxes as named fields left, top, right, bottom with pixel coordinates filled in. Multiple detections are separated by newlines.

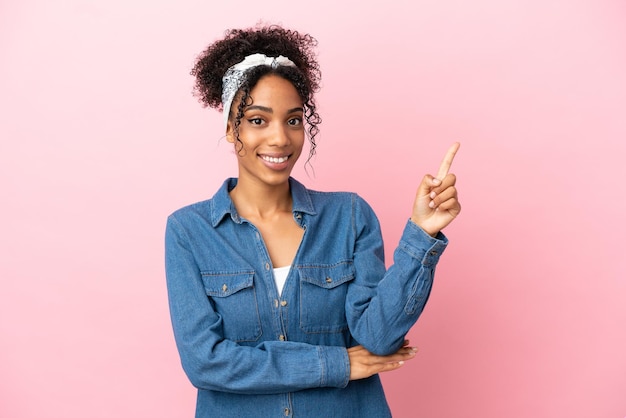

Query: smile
left=261, top=155, right=289, bottom=164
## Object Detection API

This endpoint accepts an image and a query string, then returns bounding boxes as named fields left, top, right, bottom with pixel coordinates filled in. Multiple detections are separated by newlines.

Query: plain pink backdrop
left=1, top=0, right=625, bottom=417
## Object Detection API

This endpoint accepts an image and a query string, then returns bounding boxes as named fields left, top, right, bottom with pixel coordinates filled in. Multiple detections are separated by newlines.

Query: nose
left=268, top=122, right=291, bottom=147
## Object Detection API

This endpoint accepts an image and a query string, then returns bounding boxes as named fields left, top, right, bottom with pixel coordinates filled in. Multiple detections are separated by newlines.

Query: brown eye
left=288, top=117, right=302, bottom=126
left=247, top=118, right=263, bottom=125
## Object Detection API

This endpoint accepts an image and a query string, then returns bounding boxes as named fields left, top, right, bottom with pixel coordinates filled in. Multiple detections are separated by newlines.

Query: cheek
left=234, top=129, right=258, bottom=151
left=292, top=130, right=306, bottom=146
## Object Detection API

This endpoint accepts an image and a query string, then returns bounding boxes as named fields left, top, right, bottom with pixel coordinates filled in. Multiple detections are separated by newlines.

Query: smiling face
left=227, top=74, right=305, bottom=188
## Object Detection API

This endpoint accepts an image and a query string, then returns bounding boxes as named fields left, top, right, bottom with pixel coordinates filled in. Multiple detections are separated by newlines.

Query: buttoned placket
left=280, top=211, right=307, bottom=339
left=247, top=220, right=291, bottom=343
left=247, top=217, right=297, bottom=414
left=273, top=211, right=306, bottom=343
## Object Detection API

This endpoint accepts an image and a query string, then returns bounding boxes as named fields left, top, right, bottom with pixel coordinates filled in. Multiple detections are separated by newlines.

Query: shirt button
left=284, top=408, right=290, bottom=416
left=221, top=284, right=228, bottom=292
left=265, top=263, right=270, bottom=270
left=274, top=299, right=279, bottom=308
left=325, top=277, right=332, bottom=283
left=279, top=335, right=286, bottom=341
left=280, top=300, right=288, bottom=307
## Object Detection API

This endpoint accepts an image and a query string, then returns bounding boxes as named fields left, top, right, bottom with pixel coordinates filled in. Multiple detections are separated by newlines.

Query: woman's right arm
left=165, top=215, right=350, bottom=395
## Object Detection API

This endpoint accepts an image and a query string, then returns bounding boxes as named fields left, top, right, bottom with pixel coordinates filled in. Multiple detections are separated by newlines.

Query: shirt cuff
left=317, top=345, right=350, bottom=388
left=401, top=219, right=449, bottom=268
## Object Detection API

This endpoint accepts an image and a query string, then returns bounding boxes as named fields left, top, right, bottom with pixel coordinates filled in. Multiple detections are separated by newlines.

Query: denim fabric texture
left=165, top=177, right=448, bottom=418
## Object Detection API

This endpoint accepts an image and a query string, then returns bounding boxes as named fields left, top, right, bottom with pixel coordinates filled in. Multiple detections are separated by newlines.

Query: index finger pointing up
left=436, top=142, right=460, bottom=180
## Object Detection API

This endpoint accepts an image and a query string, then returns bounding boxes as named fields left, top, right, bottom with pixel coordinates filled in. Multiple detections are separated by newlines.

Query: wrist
left=409, top=217, right=438, bottom=237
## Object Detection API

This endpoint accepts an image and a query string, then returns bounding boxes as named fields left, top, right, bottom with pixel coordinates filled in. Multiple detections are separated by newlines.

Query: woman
left=165, top=25, right=460, bottom=418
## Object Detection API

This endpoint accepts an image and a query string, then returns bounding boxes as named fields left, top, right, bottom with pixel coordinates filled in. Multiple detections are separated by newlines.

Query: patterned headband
left=221, top=53, right=297, bottom=129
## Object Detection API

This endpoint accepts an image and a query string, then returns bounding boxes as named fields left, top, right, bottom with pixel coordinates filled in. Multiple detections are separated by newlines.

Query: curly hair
left=191, top=24, right=322, bottom=164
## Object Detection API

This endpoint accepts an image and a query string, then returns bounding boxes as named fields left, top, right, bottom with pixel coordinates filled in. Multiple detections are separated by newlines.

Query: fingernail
left=429, top=191, right=436, bottom=199
left=432, top=178, right=441, bottom=185
left=429, top=201, right=435, bottom=208
left=398, top=361, right=405, bottom=365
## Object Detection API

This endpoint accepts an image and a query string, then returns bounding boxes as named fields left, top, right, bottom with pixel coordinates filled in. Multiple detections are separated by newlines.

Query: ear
left=225, top=119, right=235, bottom=143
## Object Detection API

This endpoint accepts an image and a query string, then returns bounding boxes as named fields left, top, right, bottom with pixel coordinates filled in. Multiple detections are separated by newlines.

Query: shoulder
left=312, top=190, right=373, bottom=209
left=306, top=188, right=356, bottom=203
left=167, top=178, right=234, bottom=227
left=168, top=198, right=210, bottom=215
left=166, top=199, right=213, bottom=230
left=301, top=185, right=377, bottom=219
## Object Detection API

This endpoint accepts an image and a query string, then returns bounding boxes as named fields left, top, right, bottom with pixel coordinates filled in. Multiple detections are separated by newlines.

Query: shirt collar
left=210, top=177, right=316, bottom=227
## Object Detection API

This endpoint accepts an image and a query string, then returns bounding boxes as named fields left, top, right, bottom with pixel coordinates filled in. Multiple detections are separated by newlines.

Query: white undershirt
left=273, top=266, right=291, bottom=296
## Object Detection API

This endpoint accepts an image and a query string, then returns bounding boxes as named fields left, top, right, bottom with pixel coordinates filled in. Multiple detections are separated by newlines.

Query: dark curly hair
left=191, top=24, right=322, bottom=164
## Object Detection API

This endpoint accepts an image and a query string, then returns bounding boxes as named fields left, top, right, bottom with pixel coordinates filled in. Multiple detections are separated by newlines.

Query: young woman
left=165, top=25, right=460, bottom=418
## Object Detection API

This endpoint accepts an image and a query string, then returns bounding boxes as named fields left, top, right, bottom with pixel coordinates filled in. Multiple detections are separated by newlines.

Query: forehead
left=247, top=75, right=303, bottom=108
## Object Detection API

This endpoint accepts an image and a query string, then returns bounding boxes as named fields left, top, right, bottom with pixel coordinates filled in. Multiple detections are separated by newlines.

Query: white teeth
left=262, top=155, right=288, bottom=163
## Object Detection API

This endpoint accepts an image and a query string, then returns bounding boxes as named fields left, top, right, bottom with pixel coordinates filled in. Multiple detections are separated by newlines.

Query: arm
left=347, top=143, right=461, bottom=355
left=345, top=198, right=448, bottom=355
left=165, top=216, right=349, bottom=394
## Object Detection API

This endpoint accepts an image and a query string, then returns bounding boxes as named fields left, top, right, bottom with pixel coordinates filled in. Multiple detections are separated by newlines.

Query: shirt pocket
left=200, top=271, right=262, bottom=342
left=297, top=262, right=355, bottom=334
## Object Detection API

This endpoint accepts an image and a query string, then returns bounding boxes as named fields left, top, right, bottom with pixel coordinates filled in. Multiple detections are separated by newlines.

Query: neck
left=230, top=177, right=293, bottom=219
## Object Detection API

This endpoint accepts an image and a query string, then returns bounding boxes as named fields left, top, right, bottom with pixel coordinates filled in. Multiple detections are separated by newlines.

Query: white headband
left=221, top=53, right=297, bottom=128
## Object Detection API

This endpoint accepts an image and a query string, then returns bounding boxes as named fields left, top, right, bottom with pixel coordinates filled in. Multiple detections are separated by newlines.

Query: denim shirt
left=165, top=177, right=448, bottom=418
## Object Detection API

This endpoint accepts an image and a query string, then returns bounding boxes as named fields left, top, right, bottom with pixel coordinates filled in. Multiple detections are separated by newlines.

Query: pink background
left=1, top=0, right=625, bottom=417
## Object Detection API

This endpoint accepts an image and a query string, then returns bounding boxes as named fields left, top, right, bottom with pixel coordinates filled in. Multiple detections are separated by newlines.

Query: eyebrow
left=245, top=105, right=303, bottom=114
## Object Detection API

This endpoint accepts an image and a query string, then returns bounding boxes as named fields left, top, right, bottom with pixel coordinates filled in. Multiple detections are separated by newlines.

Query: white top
left=273, top=266, right=291, bottom=296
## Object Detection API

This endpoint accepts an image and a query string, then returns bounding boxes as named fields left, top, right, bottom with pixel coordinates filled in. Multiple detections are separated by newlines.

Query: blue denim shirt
left=165, top=177, right=448, bottom=418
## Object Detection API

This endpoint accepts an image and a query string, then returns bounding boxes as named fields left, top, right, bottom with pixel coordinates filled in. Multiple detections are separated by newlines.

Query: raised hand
left=348, top=340, right=418, bottom=381
left=410, top=142, right=461, bottom=237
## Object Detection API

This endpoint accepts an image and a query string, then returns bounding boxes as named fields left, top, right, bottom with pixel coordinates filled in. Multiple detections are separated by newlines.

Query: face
left=227, top=75, right=305, bottom=188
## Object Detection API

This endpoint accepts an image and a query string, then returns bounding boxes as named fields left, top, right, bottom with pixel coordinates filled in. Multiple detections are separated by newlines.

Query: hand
left=411, top=142, right=461, bottom=237
left=347, top=340, right=418, bottom=381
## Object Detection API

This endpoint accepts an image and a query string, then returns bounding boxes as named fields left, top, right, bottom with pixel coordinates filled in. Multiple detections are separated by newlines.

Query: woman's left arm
left=346, top=143, right=461, bottom=355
